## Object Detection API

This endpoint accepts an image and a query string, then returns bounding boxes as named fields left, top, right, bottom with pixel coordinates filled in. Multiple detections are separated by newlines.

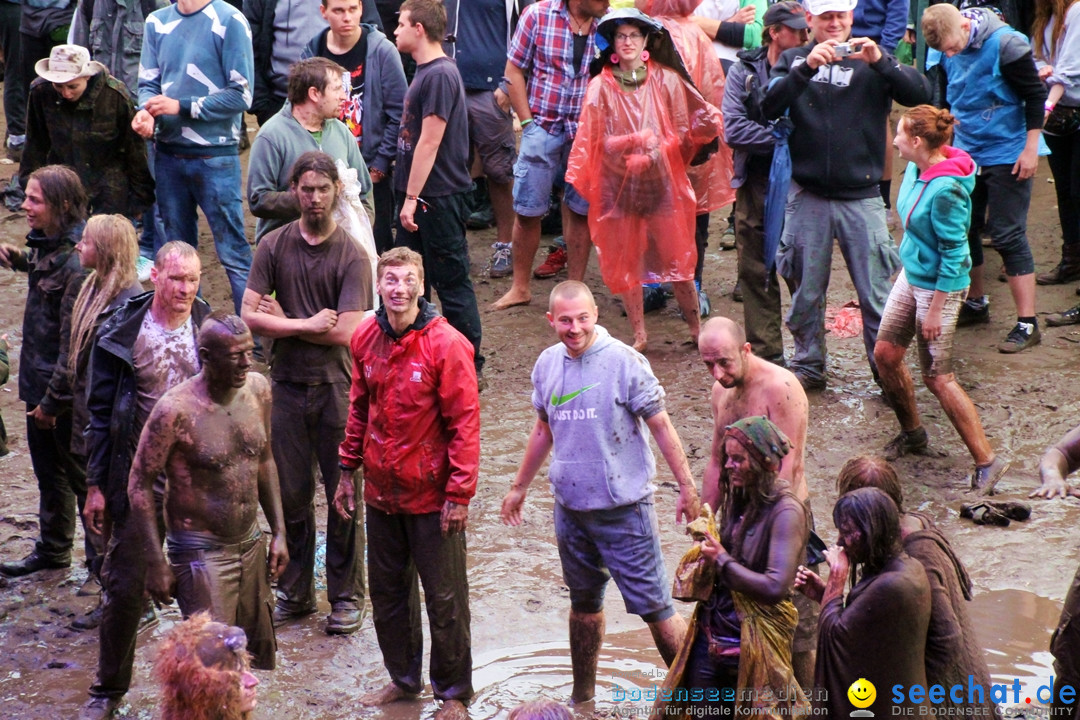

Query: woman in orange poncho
left=566, top=9, right=722, bottom=351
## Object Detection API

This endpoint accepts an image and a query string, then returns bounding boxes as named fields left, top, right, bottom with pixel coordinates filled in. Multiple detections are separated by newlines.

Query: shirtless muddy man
left=127, top=313, right=287, bottom=671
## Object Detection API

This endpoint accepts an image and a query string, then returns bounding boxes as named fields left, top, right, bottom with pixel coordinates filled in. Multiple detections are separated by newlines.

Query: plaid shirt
left=507, top=0, right=598, bottom=137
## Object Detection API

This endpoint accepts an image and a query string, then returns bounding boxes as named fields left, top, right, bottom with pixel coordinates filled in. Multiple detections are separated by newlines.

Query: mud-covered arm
left=717, top=504, right=807, bottom=604
left=645, top=410, right=701, bottom=524
left=127, top=397, right=178, bottom=603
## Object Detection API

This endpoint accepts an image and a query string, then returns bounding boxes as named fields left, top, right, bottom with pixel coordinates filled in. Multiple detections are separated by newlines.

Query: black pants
left=395, top=191, right=484, bottom=371
left=0, top=3, right=26, bottom=139
left=91, top=501, right=164, bottom=699
left=271, top=380, right=365, bottom=613
left=367, top=506, right=472, bottom=702
left=25, top=404, right=93, bottom=565
left=1046, top=128, right=1080, bottom=260
left=372, top=167, right=396, bottom=256
left=968, top=164, right=1035, bottom=276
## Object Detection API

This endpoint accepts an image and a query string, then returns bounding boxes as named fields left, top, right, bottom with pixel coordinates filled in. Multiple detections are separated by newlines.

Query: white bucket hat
left=34, top=45, right=106, bottom=84
left=803, top=0, right=858, bottom=14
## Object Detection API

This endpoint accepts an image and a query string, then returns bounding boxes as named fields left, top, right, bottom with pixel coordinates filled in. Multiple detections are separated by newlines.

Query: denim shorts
left=512, top=121, right=589, bottom=218
left=554, top=499, right=675, bottom=623
left=466, top=90, right=516, bottom=185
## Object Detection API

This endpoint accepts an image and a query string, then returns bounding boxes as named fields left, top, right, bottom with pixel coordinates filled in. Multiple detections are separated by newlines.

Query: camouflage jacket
left=21, top=72, right=154, bottom=218
left=14, top=226, right=86, bottom=415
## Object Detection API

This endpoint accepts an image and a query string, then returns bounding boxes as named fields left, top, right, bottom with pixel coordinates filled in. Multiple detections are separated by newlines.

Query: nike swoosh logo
left=551, top=383, right=599, bottom=407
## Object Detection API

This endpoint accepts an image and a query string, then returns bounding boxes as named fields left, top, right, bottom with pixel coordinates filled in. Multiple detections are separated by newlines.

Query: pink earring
left=641, top=50, right=650, bottom=62
left=611, top=53, right=619, bottom=63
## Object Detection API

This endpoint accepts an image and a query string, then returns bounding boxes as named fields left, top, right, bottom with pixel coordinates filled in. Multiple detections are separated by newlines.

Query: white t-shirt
left=132, top=312, right=199, bottom=438
left=695, top=0, right=743, bottom=62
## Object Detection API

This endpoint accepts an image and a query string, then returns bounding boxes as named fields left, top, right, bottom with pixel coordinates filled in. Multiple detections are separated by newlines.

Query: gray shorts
left=466, top=89, right=516, bottom=185
left=554, top=499, right=675, bottom=623
left=877, top=270, right=966, bottom=378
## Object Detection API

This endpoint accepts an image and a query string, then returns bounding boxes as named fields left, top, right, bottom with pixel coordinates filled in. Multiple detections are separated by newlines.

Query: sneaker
left=997, top=322, right=1040, bottom=354
left=959, top=502, right=1010, bottom=527
left=956, top=299, right=990, bottom=327
left=698, top=288, right=711, bottom=318
left=720, top=224, right=736, bottom=251
left=970, top=455, right=1011, bottom=495
left=642, top=285, right=667, bottom=313
left=78, top=696, right=120, bottom=720
left=136, top=255, right=154, bottom=283
left=1047, top=304, right=1080, bottom=327
left=489, top=242, right=512, bottom=278
left=883, top=426, right=930, bottom=461
left=533, top=244, right=567, bottom=279
left=985, top=500, right=1031, bottom=521
left=467, top=206, right=495, bottom=230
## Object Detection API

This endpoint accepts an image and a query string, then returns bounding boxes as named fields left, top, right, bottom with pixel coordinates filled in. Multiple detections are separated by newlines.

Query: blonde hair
left=922, top=4, right=964, bottom=50
left=68, top=215, right=140, bottom=375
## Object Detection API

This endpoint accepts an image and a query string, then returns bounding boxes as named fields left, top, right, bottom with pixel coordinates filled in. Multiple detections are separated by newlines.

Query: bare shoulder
left=247, top=371, right=271, bottom=399
left=759, top=361, right=808, bottom=411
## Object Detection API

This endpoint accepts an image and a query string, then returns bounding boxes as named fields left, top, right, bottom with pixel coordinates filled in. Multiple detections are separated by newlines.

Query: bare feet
left=434, top=699, right=469, bottom=720
left=632, top=335, right=647, bottom=353
left=491, top=286, right=531, bottom=310
left=359, top=681, right=416, bottom=706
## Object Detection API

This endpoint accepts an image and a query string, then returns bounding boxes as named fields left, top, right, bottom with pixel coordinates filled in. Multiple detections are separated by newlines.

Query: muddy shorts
left=554, top=499, right=675, bottom=623
left=877, top=270, right=966, bottom=378
left=168, top=524, right=276, bottom=670
left=466, top=89, right=516, bottom=185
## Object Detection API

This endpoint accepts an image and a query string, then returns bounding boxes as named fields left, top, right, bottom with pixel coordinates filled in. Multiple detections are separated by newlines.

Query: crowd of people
left=0, top=0, right=1077, bottom=716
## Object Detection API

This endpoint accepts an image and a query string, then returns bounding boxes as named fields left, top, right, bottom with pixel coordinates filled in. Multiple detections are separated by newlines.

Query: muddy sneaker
left=997, top=322, right=1040, bottom=354
left=883, top=426, right=930, bottom=461
left=985, top=500, right=1031, bottom=521
left=489, top=242, right=512, bottom=278
left=77, top=573, right=102, bottom=597
left=72, top=602, right=104, bottom=631
left=698, top=287, right=711, bottom=318
left=959, top=502, right=1010, bottom=527
left=1047, top=304, right=1080, bottom=327
left=970, top=455, right=1010, bottom=495
left=720, top=224, right=736, bottom=250
left=956, top=298, right=990, bottom=327
left=79, top=695, right=120, bottom=720
left=533, top=243, right=567, bottom=279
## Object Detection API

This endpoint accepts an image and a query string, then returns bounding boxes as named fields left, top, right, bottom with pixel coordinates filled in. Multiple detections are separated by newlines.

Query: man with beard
left=127, top=314, right=288, bottom=671
left=242, top=151, right=373, bottom=636
left=334, top=246, right=479, bottom=719
left=697, top=316, right=816, bottom=686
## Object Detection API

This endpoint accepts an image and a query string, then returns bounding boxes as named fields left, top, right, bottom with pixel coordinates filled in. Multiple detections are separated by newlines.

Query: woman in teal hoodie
left=873, top=105, right=1009, bottom=494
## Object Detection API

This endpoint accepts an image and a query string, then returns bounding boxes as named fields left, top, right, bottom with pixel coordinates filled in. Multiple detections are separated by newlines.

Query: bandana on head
left=724, top=416, right=791, bottom=472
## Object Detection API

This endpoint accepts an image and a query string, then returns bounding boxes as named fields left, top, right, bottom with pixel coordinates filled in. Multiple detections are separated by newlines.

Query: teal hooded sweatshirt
left=896, top=145, right=977, bottom=293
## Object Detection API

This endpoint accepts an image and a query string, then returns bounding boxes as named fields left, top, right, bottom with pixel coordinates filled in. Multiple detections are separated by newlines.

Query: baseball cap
left=803, top=0, right=858, bottom=15
left=763, top=1, right=809, bottom=29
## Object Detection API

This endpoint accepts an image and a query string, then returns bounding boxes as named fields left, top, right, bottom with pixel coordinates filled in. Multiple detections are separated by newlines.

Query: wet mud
left=0, top=143, right=1078, bottom=718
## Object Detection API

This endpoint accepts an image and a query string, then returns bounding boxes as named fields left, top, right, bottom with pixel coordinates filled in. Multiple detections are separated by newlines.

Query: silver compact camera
left=833, top=42, right=863, bottom=57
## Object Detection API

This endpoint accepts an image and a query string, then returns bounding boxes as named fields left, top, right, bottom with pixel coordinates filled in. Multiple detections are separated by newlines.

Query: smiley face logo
left=847, top=678, right=876, bottom=709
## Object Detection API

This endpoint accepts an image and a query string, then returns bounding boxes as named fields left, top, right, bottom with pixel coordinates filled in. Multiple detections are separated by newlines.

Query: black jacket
left=763, top=47, right=931, bottom=199
left=85, top=291, right=211, bottom=522
left=14, top=226, right=85, bottom=415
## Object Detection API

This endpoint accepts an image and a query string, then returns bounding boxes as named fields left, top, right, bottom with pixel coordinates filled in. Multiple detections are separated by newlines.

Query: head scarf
left=724, top=416, right=791, bottom=472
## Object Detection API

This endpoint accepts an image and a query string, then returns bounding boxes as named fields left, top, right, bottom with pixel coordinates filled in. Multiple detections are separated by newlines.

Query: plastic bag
left=672, top=504, right=719, bottom=602
left=333, top=159, right=379, bottom=310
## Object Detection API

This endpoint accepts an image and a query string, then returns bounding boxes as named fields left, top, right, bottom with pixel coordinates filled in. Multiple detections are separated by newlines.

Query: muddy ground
left=0, top=131, right=1078, bottom=719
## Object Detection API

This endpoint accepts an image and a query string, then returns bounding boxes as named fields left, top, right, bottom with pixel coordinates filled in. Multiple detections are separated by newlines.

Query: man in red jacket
left=334, top=246, right=479, bottom=720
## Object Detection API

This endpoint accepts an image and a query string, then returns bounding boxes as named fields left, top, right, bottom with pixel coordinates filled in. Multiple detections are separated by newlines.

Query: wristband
left=520, top=118, right=533, bottom=127
left=405, top=194, right=419, bottom=201
left=1046, top=100, right=1057, bottom=113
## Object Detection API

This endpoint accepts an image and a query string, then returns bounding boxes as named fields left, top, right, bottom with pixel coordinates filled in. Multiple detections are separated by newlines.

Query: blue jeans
left=154, top=150, right=252, bottom=313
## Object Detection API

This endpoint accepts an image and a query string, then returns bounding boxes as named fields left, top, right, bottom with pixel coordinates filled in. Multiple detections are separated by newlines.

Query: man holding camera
left=762, top=0, right=930, bottom=391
